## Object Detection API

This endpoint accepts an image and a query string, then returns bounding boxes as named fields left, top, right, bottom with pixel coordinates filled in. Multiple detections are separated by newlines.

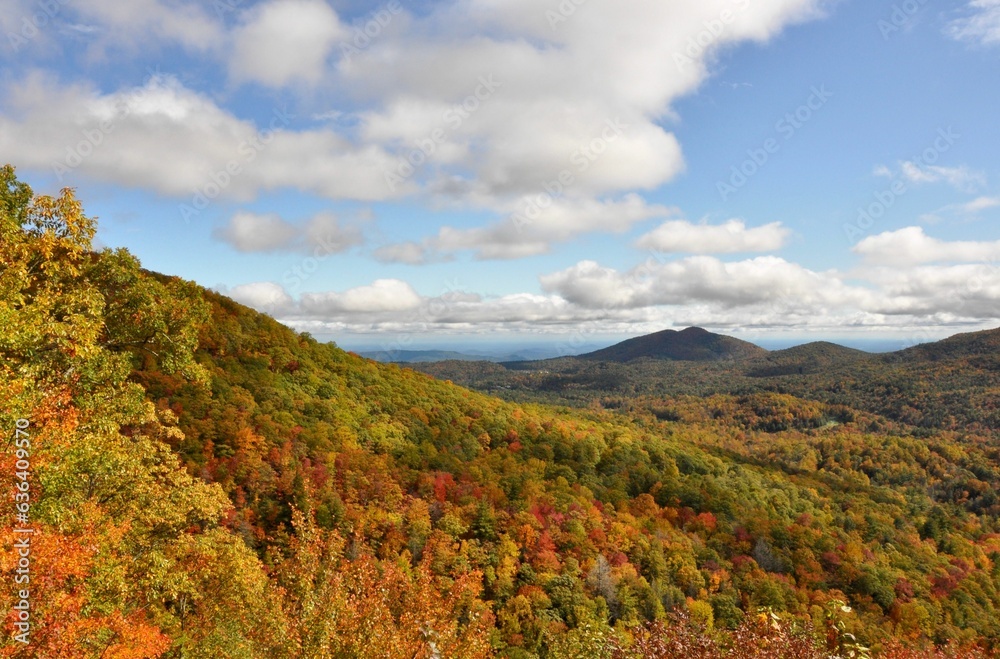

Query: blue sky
left=2, top=0, right=999, bottom=352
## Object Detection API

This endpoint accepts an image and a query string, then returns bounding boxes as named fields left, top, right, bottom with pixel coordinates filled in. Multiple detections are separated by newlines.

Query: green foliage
left=0, top=168, right=285, bottom=657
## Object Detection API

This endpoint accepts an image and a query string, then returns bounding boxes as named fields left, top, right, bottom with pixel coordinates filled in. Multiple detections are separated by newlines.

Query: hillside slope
left=148, top=292, right=1000, bottom=654
left=895, top=327, right=1000, bottom=362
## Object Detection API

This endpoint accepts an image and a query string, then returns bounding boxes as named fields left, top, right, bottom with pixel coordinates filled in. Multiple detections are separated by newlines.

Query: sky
left=2, top=0, right=999, bottom=354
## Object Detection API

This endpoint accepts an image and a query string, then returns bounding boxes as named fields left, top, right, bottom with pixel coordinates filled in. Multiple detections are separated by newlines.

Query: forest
left=2, top=165, right=1000, bottom=657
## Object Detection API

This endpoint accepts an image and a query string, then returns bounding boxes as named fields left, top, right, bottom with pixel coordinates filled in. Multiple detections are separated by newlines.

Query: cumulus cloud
left=338, top=0, right=826, bottom=209
left=947, top=0, right=1000, bottom=46
left=228, top=282, right=295, bottom=315
left=301, top=279, right=422, bottom=314
left=636, top=219, right=790, bottom=254
left=229, top=0, right=346, bottom=87
left=213, top=211, right=364, bottom=254
left=863, top=264, right=1000, bottom=317
left=224, top=252, right=1000, bottom=336
left=433, top=194, right=675, bottom=260
left=539, top=256, right=865, bottom=310
left=214, top=212, right=299, bottom=252
left=853, top=227, right=1000, bottom=266
left=228, top=278, right=617, bottom=332
left=2, top=0, right=832, bottom=257
left=372, top=241, right=453, bottom=265
left=0, top=74, right=401, bottom=204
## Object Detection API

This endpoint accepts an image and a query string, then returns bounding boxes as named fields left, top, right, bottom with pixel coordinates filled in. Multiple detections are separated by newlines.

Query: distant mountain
left=774, top=341, right=869, bottom=359
left=746, top=341, right=869, bottom=377
left=360, top=346, right=601, bottom=363
left=359, top=349, right=496, bottom=363
left=892, top=327, right=1000, bottom=362
left=578, top=326, right=768, bottom=363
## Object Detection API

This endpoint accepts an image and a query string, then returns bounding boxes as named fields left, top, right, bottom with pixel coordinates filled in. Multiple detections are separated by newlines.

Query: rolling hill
left=893, top=327, right=1000, bottom=362
left=746, top=341, right=869, bottom=377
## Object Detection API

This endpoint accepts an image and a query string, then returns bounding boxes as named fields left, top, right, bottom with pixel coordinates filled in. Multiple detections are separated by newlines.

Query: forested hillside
left=3, top=167, right=999, bottom=657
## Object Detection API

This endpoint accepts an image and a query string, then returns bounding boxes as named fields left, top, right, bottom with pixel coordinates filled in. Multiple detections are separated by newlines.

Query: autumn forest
left=4, top=165, right=1000, bottom=658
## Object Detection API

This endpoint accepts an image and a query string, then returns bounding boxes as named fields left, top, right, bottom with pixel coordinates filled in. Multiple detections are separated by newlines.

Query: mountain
left=578, top=326, right=769, bottom=362
left=893, top=326, right=1000, bottom=362
left=746, top=341, right=869, bottom=377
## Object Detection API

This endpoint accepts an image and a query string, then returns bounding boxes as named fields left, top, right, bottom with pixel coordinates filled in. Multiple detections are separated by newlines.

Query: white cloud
left=215, top=212, right=299, bottom=252
left=0, top=74, right=401, bottom=203
left=853, top=226, right=1000, bottom=266
left=73, top=0, right=223, bottom=53
left=947, top=0, right=1000, bottom=46
left=636, top=219, right=790, bottom=254
left=229, top=0, right=346, bottom=87
left=961, top=196, right=1000, bottom=213
left=301, top=212, right=365, bottom=254
left=373, top=241, right=451, bottom=265
left=228, top=282, right=295, bottom=315
left=338, top=0, right=826, bottom=209
left=222, top=247, right=1000, bottom=336
left=863, top=264, right=1000, bottom=317
left=326, top=0, right=828, bottom=254
left=301, top=279, right=422, bottom=313
left=915, top=196, right=1000, bottom=225
left=213, top=211, right=363, bottom=254
left=1, top=0, right=833, bottom=257
left=539, top=256, right=865, bottom=310
left=898, top=161, right=986, bottom=193
left=432, top=194, right=675, bottom=260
